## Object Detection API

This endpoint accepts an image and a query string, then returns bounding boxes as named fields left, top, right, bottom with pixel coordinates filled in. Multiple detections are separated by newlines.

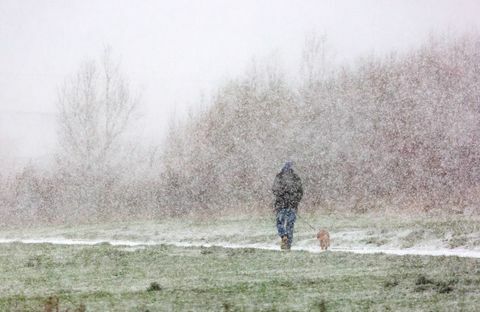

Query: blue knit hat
left=281, top=161, right=293, bottom=172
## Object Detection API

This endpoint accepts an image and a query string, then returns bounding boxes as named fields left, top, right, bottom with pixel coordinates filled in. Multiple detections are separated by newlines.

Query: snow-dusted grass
left=1, top=214, right=479, bottom=310
left=0, top=213, right=478, bottom=256
left=0, top=242, right=479, bottom=311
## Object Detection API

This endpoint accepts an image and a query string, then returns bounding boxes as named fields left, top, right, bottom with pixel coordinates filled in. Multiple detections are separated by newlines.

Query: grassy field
left=1, top=213, right=479, bottom=251
left=0, top=214, right=479, bottom=311
left=0, top=241, right=479, bottom=311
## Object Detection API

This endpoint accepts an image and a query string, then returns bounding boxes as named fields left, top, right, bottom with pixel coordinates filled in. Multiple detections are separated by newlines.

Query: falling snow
left=1, top=2, right=480, bottom=310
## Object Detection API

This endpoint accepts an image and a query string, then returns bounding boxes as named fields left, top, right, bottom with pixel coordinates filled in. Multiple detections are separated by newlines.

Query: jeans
left=276, top=208, right=296, bottom=247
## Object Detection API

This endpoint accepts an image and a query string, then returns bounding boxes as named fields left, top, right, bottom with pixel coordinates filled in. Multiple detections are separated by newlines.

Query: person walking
left=272, top=161, right=303, bottom=250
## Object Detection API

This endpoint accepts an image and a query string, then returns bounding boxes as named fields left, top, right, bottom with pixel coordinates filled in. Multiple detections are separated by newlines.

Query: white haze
left=1, top=0, right=480, bottom=161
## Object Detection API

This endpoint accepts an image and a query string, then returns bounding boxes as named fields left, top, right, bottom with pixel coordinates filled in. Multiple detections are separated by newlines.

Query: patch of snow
left=1, top=237, right=479, bottom=258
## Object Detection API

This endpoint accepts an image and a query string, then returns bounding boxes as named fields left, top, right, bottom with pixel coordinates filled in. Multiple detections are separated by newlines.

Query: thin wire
left=297, top=213, right=317, bottom=232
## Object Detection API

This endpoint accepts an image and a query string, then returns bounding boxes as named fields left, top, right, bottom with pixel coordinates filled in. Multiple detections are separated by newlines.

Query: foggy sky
left=1, top=0, right=480, bottom=160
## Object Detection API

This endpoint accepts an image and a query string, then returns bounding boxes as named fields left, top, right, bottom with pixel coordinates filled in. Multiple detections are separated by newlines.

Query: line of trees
left=0, top=51, right=162, bottom=225
left=1, top=33, right=479, bottom=226
left=160, top=33, right=480, bottom=215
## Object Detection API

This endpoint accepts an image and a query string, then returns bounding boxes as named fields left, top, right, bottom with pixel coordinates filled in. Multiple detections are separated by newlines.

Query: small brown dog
left=316, top=229, right=330, bottom=250
left=44, top=296, right=59, bottom=312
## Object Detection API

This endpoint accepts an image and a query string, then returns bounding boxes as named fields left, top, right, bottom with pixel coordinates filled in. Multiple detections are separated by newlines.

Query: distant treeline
left=1, top=34, right=479, bottom=225
left=160, top=34, right=480, bottom=215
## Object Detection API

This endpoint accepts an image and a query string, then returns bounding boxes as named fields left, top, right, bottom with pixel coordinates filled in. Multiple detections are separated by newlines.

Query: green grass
left=0, top=242, right=479, bottom=311
left=1, top=214, right=479, bottom=250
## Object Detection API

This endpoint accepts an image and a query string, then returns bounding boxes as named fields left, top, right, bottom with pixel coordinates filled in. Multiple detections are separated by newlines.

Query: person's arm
left=272, top=174, right=282, bottom=196
left=295, top=175, right=304, bottom=201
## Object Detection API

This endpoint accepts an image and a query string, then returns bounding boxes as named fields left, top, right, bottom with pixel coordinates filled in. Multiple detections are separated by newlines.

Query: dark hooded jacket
left=272, top=168, right=303, bottom=211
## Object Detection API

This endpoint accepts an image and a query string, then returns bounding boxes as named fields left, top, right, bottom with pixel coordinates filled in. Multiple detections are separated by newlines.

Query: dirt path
left=1, top=237, right=479, bottom=258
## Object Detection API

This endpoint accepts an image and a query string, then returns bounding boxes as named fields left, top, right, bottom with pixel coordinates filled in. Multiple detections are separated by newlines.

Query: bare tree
left=300, top=32, right=334, bottom=89
left=54, top=50, right=141, bottom=220
left=56, top=49, right=139, bottom=174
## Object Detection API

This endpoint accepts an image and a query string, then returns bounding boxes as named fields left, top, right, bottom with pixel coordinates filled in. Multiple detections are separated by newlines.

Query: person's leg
left=276, top=209, right=289, bottom=249
left=276, top=209, right=287, bottom=238
left=285, top=209, right=297, bottom=248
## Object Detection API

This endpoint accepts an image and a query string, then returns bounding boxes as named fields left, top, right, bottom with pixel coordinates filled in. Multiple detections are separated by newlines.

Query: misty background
left=2, top=0, right=480, bottom=160
left=1, top=0, right=480, bottom=225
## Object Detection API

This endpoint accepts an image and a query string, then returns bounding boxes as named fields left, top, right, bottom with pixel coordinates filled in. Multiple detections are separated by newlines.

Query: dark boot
left=285, top=241, right=291, bottom=250
left=280, top=235, right=288, bottom=250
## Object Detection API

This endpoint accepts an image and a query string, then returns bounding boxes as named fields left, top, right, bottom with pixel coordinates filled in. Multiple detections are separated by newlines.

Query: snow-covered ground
left=1, top=236, right=479, bottom=258
left=1, top=215, right=478, bottom=258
